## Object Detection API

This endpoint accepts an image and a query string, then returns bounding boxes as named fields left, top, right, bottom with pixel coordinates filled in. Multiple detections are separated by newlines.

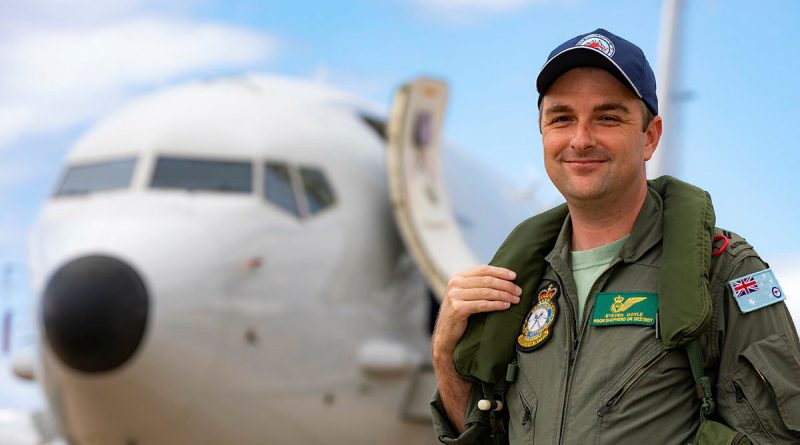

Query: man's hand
left=433, top=265, right=521, bottom=358
left=432, top=265, right=521, bottom=434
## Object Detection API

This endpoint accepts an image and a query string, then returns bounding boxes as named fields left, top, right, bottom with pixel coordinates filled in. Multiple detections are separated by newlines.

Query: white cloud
left=0, top=19, right=275, bottom=97
left=0, top=17, right=279, bottom=149
left=0, top=0, right=197, bottom=30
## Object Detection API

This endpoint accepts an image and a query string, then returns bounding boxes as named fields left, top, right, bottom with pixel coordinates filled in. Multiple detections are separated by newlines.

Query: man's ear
left=644, top=115, right=663, bottom=161
left=537, top=105, right=543, bottom=134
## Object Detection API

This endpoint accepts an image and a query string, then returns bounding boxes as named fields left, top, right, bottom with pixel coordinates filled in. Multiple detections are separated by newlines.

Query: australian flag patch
left=729, top=269, right=785, bottom=313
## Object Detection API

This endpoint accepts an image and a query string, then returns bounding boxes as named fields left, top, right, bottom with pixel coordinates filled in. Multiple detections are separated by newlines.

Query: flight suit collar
left=622, top=186, right=663, bottom=263
left=547, top=186, right=664, bottom=265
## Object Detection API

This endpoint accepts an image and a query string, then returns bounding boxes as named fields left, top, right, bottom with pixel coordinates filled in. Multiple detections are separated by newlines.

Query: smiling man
left=431, top=29, right=800, bottom=444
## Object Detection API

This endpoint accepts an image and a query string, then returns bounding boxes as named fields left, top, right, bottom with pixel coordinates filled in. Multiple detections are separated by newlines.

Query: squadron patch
left=517, top=282, right=559, bottom=352
left=729, top=268, right=785, bottom=313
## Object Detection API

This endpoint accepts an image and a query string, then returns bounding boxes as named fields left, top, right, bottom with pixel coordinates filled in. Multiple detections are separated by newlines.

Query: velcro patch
left=729, top=268, right=785, bottom=313
left=591, top=292, right=658, bottom=326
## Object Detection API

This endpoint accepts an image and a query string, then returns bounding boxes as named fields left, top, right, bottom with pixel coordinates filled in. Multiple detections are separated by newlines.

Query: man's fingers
left=448, top=287, right=520, bottom=304
left=435, top=266, right=522, bottom=351
left=450, top=299, right=511, bottom=318
left=455, top=275, right=522, bottom=296
left=456, top=265, right=516, bottom=280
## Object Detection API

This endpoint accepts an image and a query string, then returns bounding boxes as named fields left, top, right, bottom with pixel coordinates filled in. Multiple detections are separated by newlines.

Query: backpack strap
left=686, top=339, right=716, bottom=422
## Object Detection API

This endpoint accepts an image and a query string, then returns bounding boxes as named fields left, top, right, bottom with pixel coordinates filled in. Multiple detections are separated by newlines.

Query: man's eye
left=599, top=115, right=621, bottom=122
left=551, top=115, right=572, bottom=124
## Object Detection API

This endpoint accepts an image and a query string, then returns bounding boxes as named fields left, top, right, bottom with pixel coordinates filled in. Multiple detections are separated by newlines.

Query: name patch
left=591, top=292, right=658, bottom=326
left=729, top=268, right=785, bottom=313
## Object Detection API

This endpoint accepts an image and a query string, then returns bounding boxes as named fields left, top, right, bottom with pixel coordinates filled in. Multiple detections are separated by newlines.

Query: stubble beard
left=551, top=166, right=615, bottom=209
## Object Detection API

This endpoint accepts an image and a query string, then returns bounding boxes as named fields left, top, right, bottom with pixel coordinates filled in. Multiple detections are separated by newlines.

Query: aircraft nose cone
left=43, top=255, right=149, bottom=373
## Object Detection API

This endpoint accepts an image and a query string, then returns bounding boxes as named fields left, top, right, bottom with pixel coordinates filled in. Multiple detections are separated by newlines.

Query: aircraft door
left=387, top=77, right=480, bottom=300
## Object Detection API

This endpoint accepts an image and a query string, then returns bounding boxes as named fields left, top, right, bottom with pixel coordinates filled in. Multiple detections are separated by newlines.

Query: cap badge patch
left=577, top=33, right=615, bottom=57
left=517, top=282, right=559, bottom=352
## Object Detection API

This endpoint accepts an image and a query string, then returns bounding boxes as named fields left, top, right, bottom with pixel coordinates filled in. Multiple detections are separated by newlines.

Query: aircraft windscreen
left=151, top=157, right=252, bottom=193
left=54, top=158, right=137, bottom=196
left=299, top=166, right=336, bottom=215
left=264, top=162, right=301, bottom=216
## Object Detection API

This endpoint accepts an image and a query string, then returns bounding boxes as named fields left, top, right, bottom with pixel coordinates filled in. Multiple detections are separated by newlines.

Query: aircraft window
left=151, top=157, right=252, bottom=193
left=55, top=158, right=137, bottom=196
left=300, top=167, right=336, bottom=214
left=359, top=114, right=386, bottom=141
left=264, top=162, right=301, bottom=217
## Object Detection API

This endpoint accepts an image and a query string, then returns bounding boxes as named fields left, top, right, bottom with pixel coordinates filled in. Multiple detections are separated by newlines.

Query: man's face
left=539, top=67, right=661, bottom=205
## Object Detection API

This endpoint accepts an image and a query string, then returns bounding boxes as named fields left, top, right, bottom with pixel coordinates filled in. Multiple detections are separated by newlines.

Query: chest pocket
left=596, top=346, right=670, bottom=417
left=507, top=367, right=537, bottom=443
left=726, top=334, right=800, bottom=444
left=594, top=344, right=698, bottom=445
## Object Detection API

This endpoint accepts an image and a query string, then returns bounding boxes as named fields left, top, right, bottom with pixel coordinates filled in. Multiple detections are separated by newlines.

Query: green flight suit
left=431, top=187, right=800, bottom=444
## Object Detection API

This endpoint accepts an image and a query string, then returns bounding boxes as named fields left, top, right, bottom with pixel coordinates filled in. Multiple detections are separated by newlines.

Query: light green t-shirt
left=570, top=235, right=629, bottom=323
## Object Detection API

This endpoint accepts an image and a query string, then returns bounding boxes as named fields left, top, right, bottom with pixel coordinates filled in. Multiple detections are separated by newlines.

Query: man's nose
left=569, top=121, right=596, bottom=150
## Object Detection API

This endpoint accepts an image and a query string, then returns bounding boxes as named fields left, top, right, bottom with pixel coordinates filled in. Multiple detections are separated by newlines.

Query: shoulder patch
left=728, top=268, right=785, bottom=313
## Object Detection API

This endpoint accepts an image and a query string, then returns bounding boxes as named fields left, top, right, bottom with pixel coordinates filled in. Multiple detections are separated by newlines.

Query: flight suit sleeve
left=712, top=252, right=800, bottom=444
left=430, top=385, right=493, bottom=444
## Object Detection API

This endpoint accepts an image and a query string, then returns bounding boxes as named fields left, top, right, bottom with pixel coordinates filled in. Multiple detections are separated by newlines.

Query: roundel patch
left=576, top=33, right=615, bottom=57
left=517, top=282, right=560, bottom=352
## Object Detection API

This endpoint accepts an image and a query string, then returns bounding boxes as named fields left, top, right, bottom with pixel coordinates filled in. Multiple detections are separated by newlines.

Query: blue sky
left=1, top=0, right=799, bottom=420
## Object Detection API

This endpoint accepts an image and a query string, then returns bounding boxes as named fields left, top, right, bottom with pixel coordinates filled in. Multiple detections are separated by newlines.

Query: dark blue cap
left=536, top=28, right=658, bottom=115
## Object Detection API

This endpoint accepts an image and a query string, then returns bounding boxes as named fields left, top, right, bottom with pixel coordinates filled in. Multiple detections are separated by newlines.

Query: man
left=431, top=29, right=800, bottom=444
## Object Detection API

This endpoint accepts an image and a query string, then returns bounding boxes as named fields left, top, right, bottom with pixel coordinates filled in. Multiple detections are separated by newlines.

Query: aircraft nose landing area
left=42, top=255, right=149, bottom=373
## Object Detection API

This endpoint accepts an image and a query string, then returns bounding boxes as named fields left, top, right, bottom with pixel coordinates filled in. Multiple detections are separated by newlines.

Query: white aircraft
left=18, top=74, right=537, bottom=445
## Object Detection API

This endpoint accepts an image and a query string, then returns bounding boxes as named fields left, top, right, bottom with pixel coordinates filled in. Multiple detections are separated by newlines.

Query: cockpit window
left=264, top=162, right=301, bottom=217
left=299, top=166, right=336, bottom=214
left=359, top=114, right=386, bottom=141
left=55, top=158, right=137, bottom=196
left=151, top=157, right=252, bottom=193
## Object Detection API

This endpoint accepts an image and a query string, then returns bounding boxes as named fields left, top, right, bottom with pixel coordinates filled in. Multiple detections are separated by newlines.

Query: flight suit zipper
left=556, top=259, right=622, bottom=445
left=596, top=349, right=669, bottom=416
left=555, top=275, right=578, bottom=445
left=518, top=391, right=532, bottom=426
left=732, top=380, right=776, bottom=443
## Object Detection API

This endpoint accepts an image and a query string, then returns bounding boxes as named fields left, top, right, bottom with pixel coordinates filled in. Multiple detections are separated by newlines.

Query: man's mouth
left=564, top=159, right=607, bottom=164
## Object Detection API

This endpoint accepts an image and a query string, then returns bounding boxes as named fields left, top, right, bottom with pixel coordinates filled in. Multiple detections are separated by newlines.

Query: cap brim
left=536, top=46, right=642, bottom=99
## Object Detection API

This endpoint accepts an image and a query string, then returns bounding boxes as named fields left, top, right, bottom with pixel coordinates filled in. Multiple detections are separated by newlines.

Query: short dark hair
left=640, top=102, right=654, bottom=132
